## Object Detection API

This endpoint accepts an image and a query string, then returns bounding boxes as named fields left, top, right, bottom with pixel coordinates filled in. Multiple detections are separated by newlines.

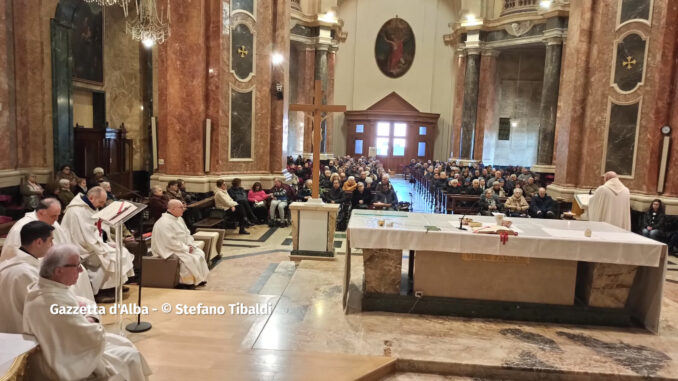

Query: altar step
left=376, top=358, right=678, bottom=381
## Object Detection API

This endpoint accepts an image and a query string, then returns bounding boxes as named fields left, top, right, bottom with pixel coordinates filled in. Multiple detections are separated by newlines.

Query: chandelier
left=83, top=0, right=131, bottom=16
left=126, top=0, right=171, bottom=48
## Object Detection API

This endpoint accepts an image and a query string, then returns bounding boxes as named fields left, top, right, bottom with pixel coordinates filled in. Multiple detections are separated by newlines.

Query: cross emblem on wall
left=238, top=46, right=249, bottom=58
left=622, top=56, right=637, bottom=70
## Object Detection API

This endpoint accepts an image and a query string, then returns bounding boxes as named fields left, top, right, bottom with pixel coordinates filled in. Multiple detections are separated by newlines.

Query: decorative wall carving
left=504, top=21, right=534, bottom=37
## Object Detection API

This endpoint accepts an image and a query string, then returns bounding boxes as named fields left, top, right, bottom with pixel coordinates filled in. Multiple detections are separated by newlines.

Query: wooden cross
left=622, top=56, right=636, bottom=70
left=238, top=46, right=249, bottom=58
left=289, top=80, right=346, bottom=199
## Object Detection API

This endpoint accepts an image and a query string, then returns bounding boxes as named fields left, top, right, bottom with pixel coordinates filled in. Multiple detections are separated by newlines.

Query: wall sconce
left=274, top=83, right=283, bottom=100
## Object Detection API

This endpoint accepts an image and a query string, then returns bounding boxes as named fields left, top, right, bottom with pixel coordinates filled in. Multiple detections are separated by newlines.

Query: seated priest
left=479, top=189, right=502, bottom=216
left=215, top=179, right=250, bottom=234
left=0, top=221, right=54, bottom=333
left=0, top=198, right=94, bottom=302
left=23, top=244, right=152, bottom=381
left=61, top=187, right=135, bottom=302
left=530, top=187, right=556, bottom=219
left=151, top=200, right=210, bottom=286
left=504, top=188, right=529, bottom=217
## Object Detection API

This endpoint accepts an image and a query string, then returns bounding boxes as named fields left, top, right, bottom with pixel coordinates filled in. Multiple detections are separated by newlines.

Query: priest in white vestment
left=61, top=187, right=135, bottom=294
left=0, top=198, right=95, bottom=302
left=0, top=221, right=54, bottom=333
left=588, top=171, right=632, bottom=231
left=151, top=199, right=210, bottom=286
left=23, top=244, right=151, bottom=381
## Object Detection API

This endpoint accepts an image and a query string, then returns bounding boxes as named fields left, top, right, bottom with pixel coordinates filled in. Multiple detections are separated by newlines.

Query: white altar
left=344, top=211, right=667, bottom=333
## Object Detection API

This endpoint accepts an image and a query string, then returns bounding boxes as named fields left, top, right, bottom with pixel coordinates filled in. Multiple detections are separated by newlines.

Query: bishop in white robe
left=0, top=198, right=94, bottom=301
left=588, top=171, right=632, bottom=231
left=151, top=200, right=210, bottom=285
left=23, top=244, right=151, bottom=381
left=61, top=188, right=135, bottom=294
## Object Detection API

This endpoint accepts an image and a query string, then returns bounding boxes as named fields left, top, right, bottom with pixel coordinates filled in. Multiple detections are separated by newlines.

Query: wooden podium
left=572, top=193, right=591, bottom=219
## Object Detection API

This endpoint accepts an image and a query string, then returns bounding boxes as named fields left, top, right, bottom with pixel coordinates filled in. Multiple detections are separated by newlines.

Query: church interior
left=2, top=0, right=678, bottom=379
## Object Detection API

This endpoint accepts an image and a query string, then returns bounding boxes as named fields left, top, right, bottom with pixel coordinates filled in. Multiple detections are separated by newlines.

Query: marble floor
left=97, top=178, right=678, bottom=380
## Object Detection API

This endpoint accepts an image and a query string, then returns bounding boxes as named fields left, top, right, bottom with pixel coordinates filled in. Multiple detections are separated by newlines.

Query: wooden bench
left=444, top=194, right=532, bottom=215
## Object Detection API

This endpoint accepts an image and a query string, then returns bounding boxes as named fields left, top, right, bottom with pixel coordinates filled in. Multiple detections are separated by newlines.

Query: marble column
left=459, top=50, right=481, bottom=159
left=451, top=52, right=466, bottom=159
left=302, top=48, right=315, bottom=154
left=314, top=45, right=329, bottom=153
left=269, top=0, right=289, bottom=173
left=537, top=37, right=563, bottom=165
left=0, top=0, right=16, bottom=170
left=474, top=49, right=499, bottom=162
left=156, top=0, right=207, bottom=175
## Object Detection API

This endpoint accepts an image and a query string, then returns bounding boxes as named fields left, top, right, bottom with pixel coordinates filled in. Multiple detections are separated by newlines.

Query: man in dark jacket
left=529, top=187, right=556, bottom=218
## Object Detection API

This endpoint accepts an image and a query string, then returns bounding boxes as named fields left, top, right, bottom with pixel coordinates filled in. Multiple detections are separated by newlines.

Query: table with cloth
left=344, top=211, right=667, bottom=333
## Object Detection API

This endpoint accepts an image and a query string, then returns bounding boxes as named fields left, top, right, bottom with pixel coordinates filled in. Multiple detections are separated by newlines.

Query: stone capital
left=481, top=48, right=500, bottom=57
left=542, top=28, right=565, bottom=45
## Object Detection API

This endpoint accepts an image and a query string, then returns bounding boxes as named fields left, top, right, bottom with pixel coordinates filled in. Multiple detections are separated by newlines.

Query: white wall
left=333, top=0, right=459, bottom=160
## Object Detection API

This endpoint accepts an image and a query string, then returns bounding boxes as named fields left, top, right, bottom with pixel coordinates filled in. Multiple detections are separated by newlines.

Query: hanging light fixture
left=83, top=0, right=131, bottom=17
left=126, top=0, right=170, bottom=48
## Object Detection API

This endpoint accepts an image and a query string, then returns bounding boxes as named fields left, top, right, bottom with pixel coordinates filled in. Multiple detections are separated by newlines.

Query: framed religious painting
left=72, top=2, right=104, bottom=85
left=375, top=17, right=415, bottom=78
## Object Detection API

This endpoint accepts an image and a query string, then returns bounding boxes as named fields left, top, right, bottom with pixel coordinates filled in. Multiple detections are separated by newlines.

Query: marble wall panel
left=0, top=0, right=16, bottom=170
left=230, top=89, right=253, bottom=159
left=620, top=0, right=651, bottom=24
left=232, top=0, right=254, bottom=14
left=474, top=53, right=497, bottom=162
left=604, top=102, right=639, bottom=176
left=231, top=23, right=254, bottom=81
left=614, top=33, right=646, bottom=93
left=206, top=0, right=223, bottom=173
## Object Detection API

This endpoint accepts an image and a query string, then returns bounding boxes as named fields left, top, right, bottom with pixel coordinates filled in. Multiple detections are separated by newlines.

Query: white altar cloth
left=347, top=211, right=664, bottom=267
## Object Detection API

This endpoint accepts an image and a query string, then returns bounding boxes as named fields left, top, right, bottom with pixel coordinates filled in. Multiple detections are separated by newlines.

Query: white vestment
left=0, top=249, right=97, bottom=333
left=23, top=277, right=151, bottom=381
left=151, top=213, right=209, bottom=285
left=588, top=177, right=631, bottom=231
left=0, top=211, right=94, bottom=298
left=61, top=195, right=135, bottom=293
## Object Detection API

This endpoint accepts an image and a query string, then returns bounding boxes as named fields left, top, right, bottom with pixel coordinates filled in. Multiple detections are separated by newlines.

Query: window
left=419, top=126, right=427, bottom=135
left=354, top=139, right=363, bottom=154
left=355, top=124, right=364, bottom=133
left=394, top=123, right=407, bottom=137
left=498, top=118, right=511, bottom=141
left=377, top=122, right=390, bottom=136
left=418, top=142, right=426, bottom=157
left=376, top=137, right=389, bottom=156
left=393, top=138, right=406, bottom=156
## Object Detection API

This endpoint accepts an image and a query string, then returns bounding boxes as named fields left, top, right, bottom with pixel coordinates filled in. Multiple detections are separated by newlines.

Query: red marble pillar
left=552, top=0, right=594, bottom=188
left=13, top=0, right=47, bottom=168
left=326, top=49, right=336, bottom=154
left=474, top=50, right=498, bottom=162
left=269, top=0, right=290, bottom=173
left=206, top=0, right=223, bottom=173
left=451, top=53, right=466, bottom=159
left=156, top=0, right=207, bottom=175
left=0, top=0, right=16, bottom=170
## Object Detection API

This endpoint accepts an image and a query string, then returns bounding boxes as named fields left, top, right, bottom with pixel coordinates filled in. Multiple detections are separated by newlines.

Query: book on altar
left=472, top=225, right=518, bottom=235
left=92, top=201, right=139, bottom=226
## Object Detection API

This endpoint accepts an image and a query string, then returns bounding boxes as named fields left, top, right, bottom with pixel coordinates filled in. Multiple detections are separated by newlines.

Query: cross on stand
left=289, top=80, right=346, bottom=199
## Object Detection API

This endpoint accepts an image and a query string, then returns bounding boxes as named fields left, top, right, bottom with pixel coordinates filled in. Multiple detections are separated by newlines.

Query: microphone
left=458, top=214, right=466, bottom=230
left=589, top=188, right=593, bottom=195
